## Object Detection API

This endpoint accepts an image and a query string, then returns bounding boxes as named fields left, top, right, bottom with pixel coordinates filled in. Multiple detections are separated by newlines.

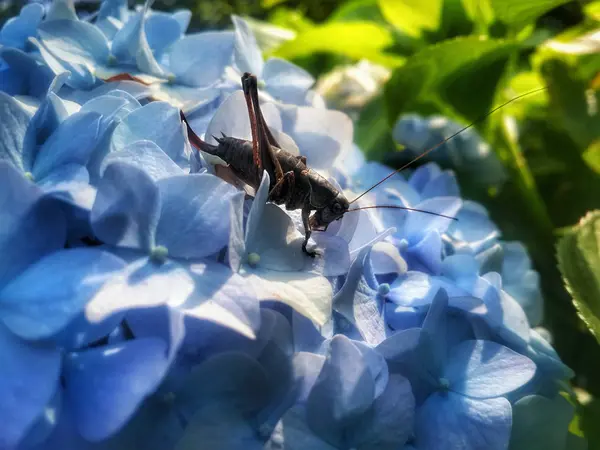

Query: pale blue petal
left=419, top=289, right=450, bottom=378
left=403, top=196, right=462, bottom=241
left=376, top=327, right=421, bottom=363
left=0, top=91, right=30, bottom=171
left=64, top=337, right=170, bottom=441
left=38, top=20, right=110, bottom=67
left=415, top=393, right=511, bottom=450
left=266, top=407, right=336, bottom=450
left=172, top=10, right=192, bottom=33
left=245, top=204, right=307, bottom=271
left=155, top=174, right=237, bottom=259
left=183, top=260, right=261, bottom=340
left=176, top=404, right=264, bottom=450
left=443, top=340, right=536, bottom=398
left=84, top=257, right=196, bottom=323
left=306, top=335, right=375, bottom=446
left=333, top=246, right=386, bottom=345
left=263, top=58, right=314, bottom=104
left=245, top=170, right=270, bottom=247
left=169, top=32, right=234, bottom=87
left=232, top=15, right=264, bottom=75
left=91, top=162, right=160, bottom=252
left=228, top=191, right=246, bottom=272
left=45, top=0, right=78, bottom=21
left=446, top=200, right=500, bottom=248
left=0, top=163, right=66, bottom=288
left=101, top=140, right=184, bottom=181
left=32, top=112, right=102, bottom=180
left=404, top=229, right=443, bottom=274
left=509, top=394, right=574, bottom=450
left=111, top=101, right=186, bottom=165
left=0, top=4, right=44, bottom=50
left=350, top=375, right=414, bottom=450
left=110, top=6, right=165, bottom=77
left=0, top=325, right=61, bottom=449
left=278, top=104, right=353, bottom=170
left=145, top=12, right=183, bottom=60
left=305, top=233, right=351, bottom=277
left=0, top=248, right=125, bottom=340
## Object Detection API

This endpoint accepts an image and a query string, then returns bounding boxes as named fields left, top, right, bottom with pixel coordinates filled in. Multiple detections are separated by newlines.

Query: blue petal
left=305, top=233, right=351, bottom=277
left=169, top=32, right=234, bottom=87
left=101, top=140, right=184, bottom=181
left=111, top=101, right=187, bottom=166
left=0, top=91, right=30, bottom=171
left=306, top=335, right=375, bottom=447
left=227, top=191, right=246, bottom=272
left=155, top=174, right=237, bottom=259
left=278, top=105, right=353, bottom=170
left=176, top=404, right=264, bottom=450
left=0, top=162, right=66, bottom=288
left=145, top=12, right=183, bottom=60
left=266, top=407, right=337, bottom=450
left=32, top=112, right=102, bottom=181
left=110, top=5, right=165, bottom=77
left=0, top=248, right=125, bottom=340
left=45, top=0, right=78, bottom=21
left=333, top=246, right=386, bottom=345
left=38, top=19, right=110, bottom=68
left=0, top=324, right=61, bottom=449
left=419, top=289, right=450, bottom=378
left=509, top=394, right=574, bottom=450
left=403, top=196, right=462, bottom=241
left=172, top=10, right=192, bottom=33
left=403, top=229, right=443, bottom=274
left=0, top=4, right=44, bottom=50
left=443, top=339, right=536, bottom=398
left=183, top=260, right=261, bottom=339
left=232, top=15, right=264, bottom=75
left=349, top=374, right=415, bottom=449
left=415, top=393, right=511, bottom=450
left=263, top=58, right=314, bottom=104
left=64, top=337, right=171, bottom=441
left=91, top=162, right=160, bottom=252
left=446, top=200, right=500, bottom=251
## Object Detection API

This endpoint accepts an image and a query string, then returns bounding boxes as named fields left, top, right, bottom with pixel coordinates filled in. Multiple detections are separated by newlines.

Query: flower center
left=397, top=239, right=409, bottom=251
left=167, top=73, right=177, bottom=83
left=438, top=377, right=450, bottom=391
left=24, top=171, right=34, bottom=182
left=247, top=252, right=261, bottom=267
left=377, top=283, right=391, bottom=296
left=150, top=245, right=169, bottom=264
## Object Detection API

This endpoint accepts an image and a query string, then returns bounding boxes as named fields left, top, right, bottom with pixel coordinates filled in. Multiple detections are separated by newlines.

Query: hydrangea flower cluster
left=0, top=1, right=577, bottom=449
left=393, top=114, right=508, bottom=186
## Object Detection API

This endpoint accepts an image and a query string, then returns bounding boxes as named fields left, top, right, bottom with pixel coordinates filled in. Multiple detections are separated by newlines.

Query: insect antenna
left=347, top=205, right=458, bottom=220
left=349, top=86, right=548, bottom=204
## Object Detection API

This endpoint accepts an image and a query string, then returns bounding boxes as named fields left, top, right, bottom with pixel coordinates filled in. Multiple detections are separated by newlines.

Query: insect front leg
left=301, top=204, right=319, bottom=258
left=269, top=171, right=295, bottom=205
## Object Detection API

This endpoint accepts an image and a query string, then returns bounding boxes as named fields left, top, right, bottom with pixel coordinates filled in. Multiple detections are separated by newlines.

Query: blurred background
left=2, top=0, right=600, bottom=446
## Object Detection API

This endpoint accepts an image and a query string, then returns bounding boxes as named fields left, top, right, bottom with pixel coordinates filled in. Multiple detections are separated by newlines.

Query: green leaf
left=329, top=0, right=386, bottom=23
left=539, top=58, right=600, bottom=149
left=489, top=0, right=572, bottom=28
left=378, top=0, right=443, bottom=37
left=461, top=0, right=495, bottom=27
left=384, top=36, right=517, bottom=124
left=273, top=21, right=402, bottom=67
left=354, top=94, right=398, bottom=161
left=557, top=210, right=600, bottom=346
left=583, top=140, right=600, bottom=174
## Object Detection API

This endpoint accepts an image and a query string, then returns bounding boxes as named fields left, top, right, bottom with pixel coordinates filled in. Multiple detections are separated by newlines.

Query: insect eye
left=332, top=203, right=342, bottom=214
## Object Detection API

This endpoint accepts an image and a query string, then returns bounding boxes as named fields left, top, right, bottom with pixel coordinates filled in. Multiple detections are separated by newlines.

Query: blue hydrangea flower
left=0, top=0, right=577, bottom=448
left=393, top=114, right=507, bottom=186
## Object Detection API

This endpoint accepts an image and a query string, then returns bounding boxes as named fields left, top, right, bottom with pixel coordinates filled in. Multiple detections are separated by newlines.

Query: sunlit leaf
left=557, top=210, right=600, bottom=346
left=378, top=0, right=443, bottom=37
left=273, top=21, right=402, bottom=67
left=461, top=0, right=495, bottom=27
left=489, top=0, right=571, bottom=28
left=384, top=36, right=517, bottom=124
left=583, top=140, right=600, bottom=174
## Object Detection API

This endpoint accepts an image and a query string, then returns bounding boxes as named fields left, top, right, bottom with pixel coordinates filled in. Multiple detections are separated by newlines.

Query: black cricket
left=179, top=72, right=543, bottom=257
